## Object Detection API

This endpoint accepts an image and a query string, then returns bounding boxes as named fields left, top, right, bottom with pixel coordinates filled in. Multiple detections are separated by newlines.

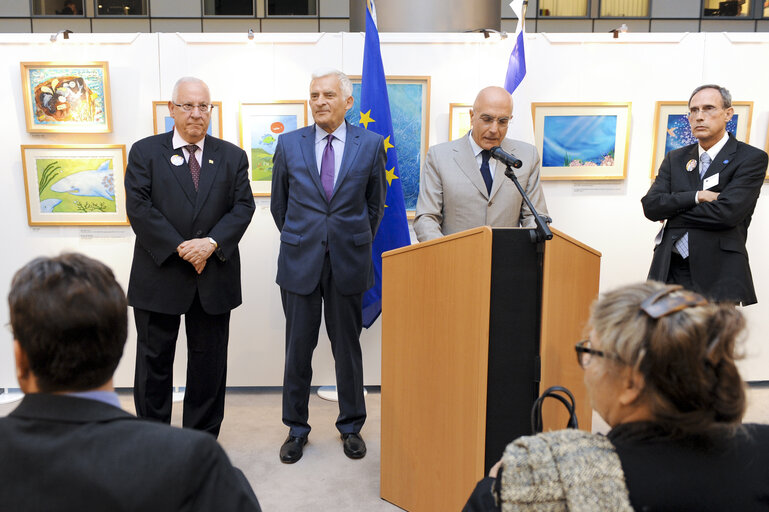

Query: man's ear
left=618, top=366, right=645, bottom=406
left=13, top=340, right=35, bottom=394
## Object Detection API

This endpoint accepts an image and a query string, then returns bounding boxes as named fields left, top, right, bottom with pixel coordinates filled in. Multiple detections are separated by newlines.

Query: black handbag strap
left=530, top=385, right=579, bottom=434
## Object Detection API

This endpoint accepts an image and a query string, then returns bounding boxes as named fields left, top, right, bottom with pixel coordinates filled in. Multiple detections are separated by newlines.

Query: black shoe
left=280, top=435, right=307, bottom=464
left=341, top=432, right=366, bottom=459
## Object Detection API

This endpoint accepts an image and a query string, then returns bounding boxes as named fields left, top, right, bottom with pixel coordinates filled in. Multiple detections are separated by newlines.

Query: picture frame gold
left=531, top=102, right=632, bottom=180
left=449, top=103, right=472, bottom=141
left=239, top=101, right=308, bottom=196
left=650, top=101, right=753, bottom=179
left=20, top=144, right=128, bottom=226
left=152, top=100, right=223, bottom=138
left=21, top=61, right=113, bottom=133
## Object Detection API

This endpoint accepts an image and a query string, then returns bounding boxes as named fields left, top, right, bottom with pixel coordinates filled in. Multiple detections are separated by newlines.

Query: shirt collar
left=65, top=390, right=122, bottom=409
left=172, top=128, right=205, bottom=152
left=315, top=122, right=347, bottom=144
left=699, top=131, right=729, bottom=161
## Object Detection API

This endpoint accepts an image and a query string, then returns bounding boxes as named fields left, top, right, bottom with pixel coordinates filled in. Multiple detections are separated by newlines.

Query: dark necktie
left=480, top=150, right=493, bottom=195
left=320, top=135, right=335, bottom=201
left=185, top=144, right=200, bottom=190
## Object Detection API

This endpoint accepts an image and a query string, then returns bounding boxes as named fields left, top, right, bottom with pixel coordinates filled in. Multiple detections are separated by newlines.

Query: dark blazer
left=0, top=394, right=261, bottom=512
left=125, top=132, right=255, bottom=315
left=270, top=122, right=386, bottom=295
left=642, top=135, right=767, bottom=304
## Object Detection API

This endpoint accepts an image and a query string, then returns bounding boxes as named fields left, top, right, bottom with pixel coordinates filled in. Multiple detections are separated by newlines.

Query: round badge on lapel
left=685, top=159, right=697, bottom=172
left=170, top=154, right=184, bottom=166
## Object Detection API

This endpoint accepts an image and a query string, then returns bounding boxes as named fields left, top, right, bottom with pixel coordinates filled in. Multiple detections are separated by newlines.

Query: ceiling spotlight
left=50, top=29, right=73, bottom=42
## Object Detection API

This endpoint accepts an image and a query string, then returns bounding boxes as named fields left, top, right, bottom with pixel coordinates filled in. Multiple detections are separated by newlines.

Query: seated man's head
left=9, top=253, right=127, bottom=393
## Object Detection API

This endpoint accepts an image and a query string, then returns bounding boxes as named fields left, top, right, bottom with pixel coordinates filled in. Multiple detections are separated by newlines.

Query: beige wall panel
left=0, top=18, right=32, bottom=32
left=593, top=19, right=650, bottom=32
left=150, top=0, right=201, bottom=17
left=650, top=19, right=701, bottom=32
left=320, top=0, right=348, bottom=17
left=31, top=17, right=91, bottom=32
left=261, top=18, right=318, bottom=32
left=91, top=18, right=151, bottom=32
left=203, top=18, right=260, bottom=33
left=151, top=18, right=203, bottom=32
left=700, top=19, right=757, bottom=31
left=319, top=18, right=349, bottom=32
left=536, top=19, right=593, bottom=32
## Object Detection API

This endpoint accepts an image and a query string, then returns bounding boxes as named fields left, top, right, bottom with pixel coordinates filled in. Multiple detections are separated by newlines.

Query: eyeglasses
left=172, top=102, right=214, bottom=113
left=687, top=105, right=723, bottom=118
left=575, top=339, right=620, bottom=369
left=478, top=114, right=511, bottom=127
left=640, top=285, right=708, bottom=319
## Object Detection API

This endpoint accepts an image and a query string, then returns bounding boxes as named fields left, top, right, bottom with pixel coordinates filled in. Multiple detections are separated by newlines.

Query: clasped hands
left=177, top=238, right=215, bottom=274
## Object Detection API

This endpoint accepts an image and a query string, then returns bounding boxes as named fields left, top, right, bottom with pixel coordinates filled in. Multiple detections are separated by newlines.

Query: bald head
left=470, top=86, right=513, bottom=150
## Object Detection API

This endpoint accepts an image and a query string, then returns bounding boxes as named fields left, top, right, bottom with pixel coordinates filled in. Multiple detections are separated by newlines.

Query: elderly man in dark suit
left=125, top=76, right=255, bottom=437
left=642, top=84, right=768, bottom=305
left=270, top=68, right=386, bottom=463
left=0, top=253, right=261, bottom=511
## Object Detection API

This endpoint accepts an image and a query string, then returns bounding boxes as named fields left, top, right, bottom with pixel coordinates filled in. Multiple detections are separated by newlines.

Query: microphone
left=490, top=146, right=523, bottom=169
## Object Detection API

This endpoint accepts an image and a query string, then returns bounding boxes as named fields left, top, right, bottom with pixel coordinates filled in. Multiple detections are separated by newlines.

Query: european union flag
left=360, top=0, right=411, bottom=328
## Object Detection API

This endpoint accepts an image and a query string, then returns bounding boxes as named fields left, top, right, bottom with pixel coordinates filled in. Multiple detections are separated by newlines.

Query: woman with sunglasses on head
left=465, top=281, right=769, bottom=511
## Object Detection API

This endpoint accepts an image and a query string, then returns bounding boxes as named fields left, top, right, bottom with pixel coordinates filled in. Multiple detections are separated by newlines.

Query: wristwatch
left=208, top=237, right=218, bottom=249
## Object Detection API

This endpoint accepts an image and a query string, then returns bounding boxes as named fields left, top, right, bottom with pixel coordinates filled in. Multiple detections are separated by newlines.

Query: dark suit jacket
left=641, top=135, right=768, bottom=304
left=0, top=394, right=261, bottom=511
left=125, top=132, right=255, bottom=315
left=270, top=122, right=386, bottom=296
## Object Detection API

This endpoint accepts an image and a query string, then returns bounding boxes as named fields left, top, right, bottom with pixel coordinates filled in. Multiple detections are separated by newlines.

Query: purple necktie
left=320, top=134, right=335, bottom=201
left=185, top=144, right=200, bottom=190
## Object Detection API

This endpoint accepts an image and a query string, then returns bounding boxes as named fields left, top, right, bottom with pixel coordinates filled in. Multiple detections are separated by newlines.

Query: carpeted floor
left=1, top=385, right=767, bottom=511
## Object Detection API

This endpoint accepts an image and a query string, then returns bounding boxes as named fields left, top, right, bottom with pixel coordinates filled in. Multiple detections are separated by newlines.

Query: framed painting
left=21, top=62, right=112, bottom=133
left=449, top=103, right=472, bottom=141
left=239, top=101, right=308, bottom=196
left=531, top=102, right=632, bottom=180
left=650, top=101, right=753, bottom=179
left=21, top=145, right=128, bottom=226
left=345, top=76, right=431, bottom=210
left=153, top=100, right=222, bottom=138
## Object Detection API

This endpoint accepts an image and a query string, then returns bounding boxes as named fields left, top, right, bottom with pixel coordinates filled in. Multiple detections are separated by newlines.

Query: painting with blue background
left=345, top=82, right=424, bottom=209
left=664, top=114, right=739, bottom=154
left=543, top=115, right=617, bottom=167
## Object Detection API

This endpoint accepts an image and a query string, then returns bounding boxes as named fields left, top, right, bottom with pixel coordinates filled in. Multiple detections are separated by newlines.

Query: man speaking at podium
left=414, top=86, right=548, bottom=242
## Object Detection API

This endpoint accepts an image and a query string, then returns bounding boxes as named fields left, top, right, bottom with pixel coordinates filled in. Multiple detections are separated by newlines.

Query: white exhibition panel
left=0, top=31, right=767, bottom=388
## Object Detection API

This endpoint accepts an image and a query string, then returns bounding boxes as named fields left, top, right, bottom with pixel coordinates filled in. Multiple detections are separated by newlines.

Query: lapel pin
left=209, top=159, right=214, bottom=164
left=723, top=160, right=729, bottom=165
left=170, top=154, right=184, bottom=166
left=685, top=159, right=697, bottom=172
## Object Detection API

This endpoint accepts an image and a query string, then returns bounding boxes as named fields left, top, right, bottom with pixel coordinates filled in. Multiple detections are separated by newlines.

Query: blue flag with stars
left=360, top=0, right=411, bottom=328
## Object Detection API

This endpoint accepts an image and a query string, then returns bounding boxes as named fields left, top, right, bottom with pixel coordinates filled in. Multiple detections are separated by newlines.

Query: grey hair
left=171, top=77, right=209, bottom=103
left=311, top=68, right=353, bottom=99
left=688, top=84, right=732, bottom=109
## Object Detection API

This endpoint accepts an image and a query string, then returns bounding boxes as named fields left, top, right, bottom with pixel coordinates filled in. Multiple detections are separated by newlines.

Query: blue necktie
left=480, top=150, right=492, bottom=195
left=675, top=152, right=712, bottom=258
left=320, top=135, right=335, bottom=201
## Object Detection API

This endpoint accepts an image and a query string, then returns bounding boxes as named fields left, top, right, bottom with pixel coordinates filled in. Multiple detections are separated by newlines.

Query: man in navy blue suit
left=270, top=69, right=386, bottom=463
left=125, top=77, right=255, bottom=438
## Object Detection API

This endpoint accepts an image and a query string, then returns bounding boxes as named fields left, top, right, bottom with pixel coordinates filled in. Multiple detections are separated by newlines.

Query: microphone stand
left=503, top=165, right=552, bottom=243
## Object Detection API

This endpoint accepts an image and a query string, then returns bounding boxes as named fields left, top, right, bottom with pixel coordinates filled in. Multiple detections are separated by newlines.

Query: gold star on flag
left=385, top=167, right=398, bottom=187
left=383, top=135, right=394, bottom=153
left=359, top=110, right=375, bottom=129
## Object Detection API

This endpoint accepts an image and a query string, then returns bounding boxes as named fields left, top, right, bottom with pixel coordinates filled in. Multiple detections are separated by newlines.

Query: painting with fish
left=650, top=101, right=753, bottom=179
left=21, top=62, right=112, bottom=133
left=532, top=102, right=631, bottom=180
left=153, top=100, right=222, bottom=138
left=239, top=101, right=308, bottom=196
left=21, top=145, right=128, bottom=226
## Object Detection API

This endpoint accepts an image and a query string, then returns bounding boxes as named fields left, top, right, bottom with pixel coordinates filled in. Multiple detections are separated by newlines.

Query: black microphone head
left=512, top=159, right=522, bottom=169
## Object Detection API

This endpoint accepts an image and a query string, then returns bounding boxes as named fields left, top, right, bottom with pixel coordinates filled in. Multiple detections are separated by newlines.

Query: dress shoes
left=341, top=432, right=366, bottom=459
left=279, top=435, right=307, bottom=464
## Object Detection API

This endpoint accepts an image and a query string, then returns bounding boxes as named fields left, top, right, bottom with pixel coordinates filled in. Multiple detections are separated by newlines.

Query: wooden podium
left=380, top=226, right=601, bottom=512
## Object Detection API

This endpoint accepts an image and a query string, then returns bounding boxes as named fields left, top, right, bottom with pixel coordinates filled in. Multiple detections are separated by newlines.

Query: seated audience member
left=0, top=253, right=261, bottom=512
left=465, top=281, right=769, bottom=511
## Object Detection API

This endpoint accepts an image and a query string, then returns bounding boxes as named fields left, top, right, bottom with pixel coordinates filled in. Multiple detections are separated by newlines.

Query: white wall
left=1, top=31, right=767, bottom=389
